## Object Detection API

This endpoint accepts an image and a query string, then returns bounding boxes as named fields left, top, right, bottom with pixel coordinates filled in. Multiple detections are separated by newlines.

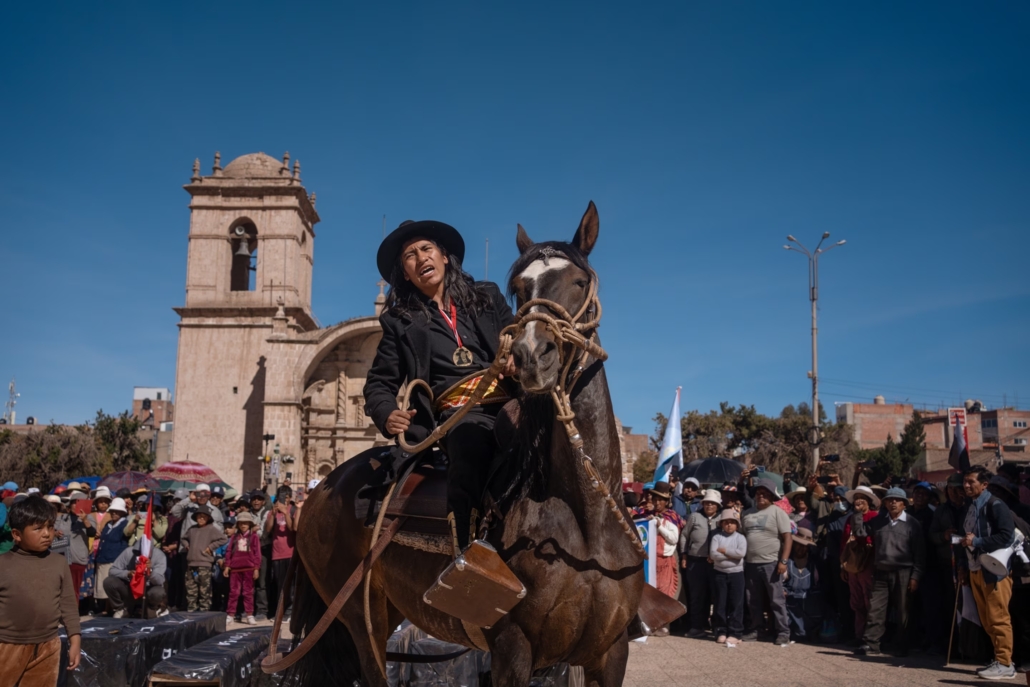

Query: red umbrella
left=151, top=460, right=222, bottom=483
left=150, top=460, right=233, bottom=492
left=99, top=471, right=161, bottom=493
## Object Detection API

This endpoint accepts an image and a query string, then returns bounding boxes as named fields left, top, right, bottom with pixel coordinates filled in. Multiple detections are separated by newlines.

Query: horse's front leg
left=582, top=628, right=630, bottom=687
left=487, top=622, right=532, bottom=687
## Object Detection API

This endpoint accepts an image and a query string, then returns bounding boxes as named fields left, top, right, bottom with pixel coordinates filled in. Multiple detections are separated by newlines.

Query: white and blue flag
left=652, top=387, right=682, bottom=484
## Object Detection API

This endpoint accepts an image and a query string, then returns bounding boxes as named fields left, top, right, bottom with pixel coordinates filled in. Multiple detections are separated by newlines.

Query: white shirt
left=887, top=510, right=909, bottom=527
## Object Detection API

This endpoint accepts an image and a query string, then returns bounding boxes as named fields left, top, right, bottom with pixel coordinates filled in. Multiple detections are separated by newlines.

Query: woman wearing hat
left=679, top=489, right=722, bottom=638
left=641, top=481, right=683, bottom=626
left=840, top=485, right=880, bottom=642
left=94, top=497, right=130, bottom=614
left=363, top=219, right=516, bottom=554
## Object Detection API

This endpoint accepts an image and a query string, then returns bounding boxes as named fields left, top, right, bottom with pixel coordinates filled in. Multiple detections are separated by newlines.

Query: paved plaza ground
left=216, top=616, right=1030, bottom=686
left=623, top=635, right=1026, bottom=687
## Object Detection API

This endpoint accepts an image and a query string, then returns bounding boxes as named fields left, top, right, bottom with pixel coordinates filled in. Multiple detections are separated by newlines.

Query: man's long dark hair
left=384, top=242, right=491, bottom=320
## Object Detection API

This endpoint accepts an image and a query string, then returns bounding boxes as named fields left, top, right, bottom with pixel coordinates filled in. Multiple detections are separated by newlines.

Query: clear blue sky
left=2, top=3, right=1028, bottom=436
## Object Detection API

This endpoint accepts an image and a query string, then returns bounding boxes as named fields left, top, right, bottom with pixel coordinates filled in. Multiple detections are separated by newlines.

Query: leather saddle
left=355, top=399, right=522, bottom=538
left=356, top=458, right=451, bottom=537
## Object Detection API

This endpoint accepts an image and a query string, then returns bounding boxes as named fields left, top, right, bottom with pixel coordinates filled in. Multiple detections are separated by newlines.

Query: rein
left=398, top=273, right=644, bottom=558
left=261, top=268, right=644, bottom=677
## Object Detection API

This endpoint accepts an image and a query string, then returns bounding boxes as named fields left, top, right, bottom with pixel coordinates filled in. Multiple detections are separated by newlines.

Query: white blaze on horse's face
left=513, top=256, right=572, bottom=393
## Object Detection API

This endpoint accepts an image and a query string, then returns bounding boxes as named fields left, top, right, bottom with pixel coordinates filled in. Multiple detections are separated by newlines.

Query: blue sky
left=2, top=2, right=1028, bottom=436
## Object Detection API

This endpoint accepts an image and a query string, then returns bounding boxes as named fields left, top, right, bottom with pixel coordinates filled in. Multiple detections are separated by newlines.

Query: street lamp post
left=784, top=233, right=846, bottom=474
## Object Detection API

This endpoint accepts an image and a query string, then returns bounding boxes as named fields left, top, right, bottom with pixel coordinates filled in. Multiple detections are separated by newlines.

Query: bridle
left=396, top=266, right=645, bottom=558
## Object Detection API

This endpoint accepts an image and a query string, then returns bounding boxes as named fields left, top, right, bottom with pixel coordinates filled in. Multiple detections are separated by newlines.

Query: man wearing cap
left=957, top=467, right=1017, bottom=679
left=169, top=484, right=224, bottom=539
left=741, top=478, right=793, bottom=646
left=857, top=486, right=925, bottom=657
left=209, top=486, right=229, bottom=521
left=679, top=489, right=722, bottom=638
left=680, top=477, right=702, bottom=515
left=249, top=491, right=272, bottom=619
left=363, top=219, right=516, bottom=555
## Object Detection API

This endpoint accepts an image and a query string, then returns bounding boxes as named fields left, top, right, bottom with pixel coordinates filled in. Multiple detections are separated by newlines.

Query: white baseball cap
left=108, top=497, right=128, bottom=513
left=194, top=483, right=211, bottom=493
left=44, top=494, right=62, bottom=504
left=307, top=478, right=321, bottom=490
left=27, top=487, right=40, bottom=494
left=684, top=477, right=701, bottom=489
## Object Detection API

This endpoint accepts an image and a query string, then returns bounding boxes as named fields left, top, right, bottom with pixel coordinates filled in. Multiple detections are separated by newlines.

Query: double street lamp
left=784, top=232, right=846, bottom=473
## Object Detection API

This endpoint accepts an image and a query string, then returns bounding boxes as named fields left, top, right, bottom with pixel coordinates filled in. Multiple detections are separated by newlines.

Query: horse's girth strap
left=260, top=516, right=407, bottom=674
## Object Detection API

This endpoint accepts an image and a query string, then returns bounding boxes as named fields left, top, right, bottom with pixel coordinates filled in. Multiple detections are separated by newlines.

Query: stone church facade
left=171, top=152, right=387, bottom=491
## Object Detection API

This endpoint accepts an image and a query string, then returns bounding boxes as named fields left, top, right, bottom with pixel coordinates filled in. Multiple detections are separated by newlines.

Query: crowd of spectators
left=629, top=462, right=1030, bottom=681
left=0, top=476, right=318, bottom=682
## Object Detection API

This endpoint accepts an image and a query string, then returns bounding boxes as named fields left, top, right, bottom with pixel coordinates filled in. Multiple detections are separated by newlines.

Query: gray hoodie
left=710, top=531, right=747, bottom=574
left=109, top=541, right=168, bottom=587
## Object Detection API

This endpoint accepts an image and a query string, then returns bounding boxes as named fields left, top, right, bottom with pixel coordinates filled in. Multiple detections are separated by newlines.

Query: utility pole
left=784, top=233, right=846, bottom=473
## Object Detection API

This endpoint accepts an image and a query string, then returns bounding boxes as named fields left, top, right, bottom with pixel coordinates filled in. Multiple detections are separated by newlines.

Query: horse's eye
left=574, top=280, right=588, bottom=289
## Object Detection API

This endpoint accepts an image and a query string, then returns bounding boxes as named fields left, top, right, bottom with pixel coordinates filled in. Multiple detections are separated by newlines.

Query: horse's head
left=507, top=201, right=600, bottom=394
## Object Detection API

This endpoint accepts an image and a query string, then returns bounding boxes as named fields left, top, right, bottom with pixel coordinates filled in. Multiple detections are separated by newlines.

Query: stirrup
left=422, top=539, right=527, bottom=629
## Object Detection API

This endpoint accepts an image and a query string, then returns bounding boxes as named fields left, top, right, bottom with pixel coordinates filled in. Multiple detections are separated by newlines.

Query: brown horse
left=286, top=202, right=644, bottom=686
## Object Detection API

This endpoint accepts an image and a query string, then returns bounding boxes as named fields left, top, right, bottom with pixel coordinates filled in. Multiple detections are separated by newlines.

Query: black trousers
left=713, top=571, right=745, bottom=637
left=441, top=407, right=499, bottom=551
left=269, top=558, right=293, bottom=616
left=862, top=567, right=913, bottom=651
left=254, top=547, right=271, bottom=616
left=103, top=576, right=167, bottom=617
left=685, top=556, right=714, bottom=631
left=1012, top=585, right=1030, bottom=668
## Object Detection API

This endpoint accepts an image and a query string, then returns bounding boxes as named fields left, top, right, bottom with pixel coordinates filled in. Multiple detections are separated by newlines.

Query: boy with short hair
left=0, top=495, right=81, bottom=686
left=181, top=504, right=227, bottom=612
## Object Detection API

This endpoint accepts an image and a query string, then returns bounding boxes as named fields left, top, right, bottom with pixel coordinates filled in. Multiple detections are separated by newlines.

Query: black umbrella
left=678, top=457, right=746, bottom=487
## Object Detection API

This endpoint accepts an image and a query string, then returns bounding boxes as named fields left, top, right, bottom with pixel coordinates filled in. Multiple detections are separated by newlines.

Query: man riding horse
left=363, top=220, right=517, bottom=555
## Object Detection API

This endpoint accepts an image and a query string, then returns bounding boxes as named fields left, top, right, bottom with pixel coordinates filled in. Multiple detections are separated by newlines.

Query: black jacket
left=363, top=282, right=515, bottom=446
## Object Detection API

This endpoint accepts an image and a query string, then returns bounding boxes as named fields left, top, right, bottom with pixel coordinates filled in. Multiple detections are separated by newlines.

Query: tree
left=0, top=424, right=104, bottom=491
left=633, top=449, right=658, bottom=483
left=88, top=410, right=152, bottom=473
left=898, top=411, right=926, bottom=469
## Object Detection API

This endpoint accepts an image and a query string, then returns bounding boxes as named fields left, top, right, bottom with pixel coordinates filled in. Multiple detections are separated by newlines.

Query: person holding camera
left=264, top=486, right=297, bottom=619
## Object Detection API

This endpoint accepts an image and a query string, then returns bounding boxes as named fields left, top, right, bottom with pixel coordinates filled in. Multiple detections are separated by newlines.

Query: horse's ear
left=572, top=201, right=599, bottom=256
left=516, top=224, right=534, bottom=255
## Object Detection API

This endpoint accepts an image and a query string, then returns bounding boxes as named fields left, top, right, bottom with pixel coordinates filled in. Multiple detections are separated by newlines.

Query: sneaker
left=716, top=635, right=727, bottom=644
left=112, top=609, right=126, bottom=619
left=855, top=644, right=883, bottom=656
left=977, top=662, right=1016, bottom=680
left=775, top=634, right=790, bottom=647
left=740, top=631, right=759, bottom=642
left=726, top=638, right=738, bottom=648
left=227, top=615, right=235, bottom=624
left=245, top=615, right=257, bottom=625
left=156, top=608, right=169, bottom=617
left=686, top=628, right=706, bottom=639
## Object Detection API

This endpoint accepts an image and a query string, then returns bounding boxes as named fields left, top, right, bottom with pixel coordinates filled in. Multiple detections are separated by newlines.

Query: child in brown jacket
left=181, top=504, right=227, bottom=612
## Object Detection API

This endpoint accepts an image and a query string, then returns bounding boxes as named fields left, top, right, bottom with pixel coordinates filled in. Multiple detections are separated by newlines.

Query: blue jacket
left=96, top=518, right=130, bottom=564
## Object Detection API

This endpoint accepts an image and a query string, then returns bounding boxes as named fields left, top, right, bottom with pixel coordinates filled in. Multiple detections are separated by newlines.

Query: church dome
left=222, top=152, right=285, bottom=179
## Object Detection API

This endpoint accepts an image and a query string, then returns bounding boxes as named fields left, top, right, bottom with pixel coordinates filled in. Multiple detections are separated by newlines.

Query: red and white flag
left=131, top=495, right=154, bottom=599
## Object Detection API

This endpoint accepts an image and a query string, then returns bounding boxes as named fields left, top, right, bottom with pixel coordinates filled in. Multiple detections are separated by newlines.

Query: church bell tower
left=171, top=152, right=321, bottom=490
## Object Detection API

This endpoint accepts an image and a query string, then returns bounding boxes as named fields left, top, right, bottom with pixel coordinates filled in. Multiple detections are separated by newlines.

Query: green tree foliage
left=858, top=412, right=926, bottom=483
left=898, top=411, right=926, bottom=468
left=632, top=449, right=658, bottom=483
left=649, top=401, right=858, bottom=481
left=0, top=411, right=152, bottom=491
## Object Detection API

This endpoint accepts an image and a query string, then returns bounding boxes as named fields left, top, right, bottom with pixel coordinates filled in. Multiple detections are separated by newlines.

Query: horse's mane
left=492, top=241, right=595, bottom=510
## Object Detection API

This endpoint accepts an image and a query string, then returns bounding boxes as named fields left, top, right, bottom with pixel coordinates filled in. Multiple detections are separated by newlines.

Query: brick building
left=981, top=408, right=1030, bottom=453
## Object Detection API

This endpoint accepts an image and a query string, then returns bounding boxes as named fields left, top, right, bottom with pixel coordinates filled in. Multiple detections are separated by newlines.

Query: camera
left=951, top=535, right=963, bottom=545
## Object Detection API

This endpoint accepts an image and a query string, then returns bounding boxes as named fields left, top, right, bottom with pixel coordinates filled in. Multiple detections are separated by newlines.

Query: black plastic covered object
left=150, top=627, right=272, bottom=687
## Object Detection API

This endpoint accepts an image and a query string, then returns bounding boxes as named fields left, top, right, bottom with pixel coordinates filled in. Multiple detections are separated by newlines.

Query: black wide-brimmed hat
left=376, top=220, right=465, bottom=282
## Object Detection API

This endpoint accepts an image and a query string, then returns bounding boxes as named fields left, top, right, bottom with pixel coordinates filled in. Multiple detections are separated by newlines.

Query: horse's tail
left=282, top=562, right=364, bottom=687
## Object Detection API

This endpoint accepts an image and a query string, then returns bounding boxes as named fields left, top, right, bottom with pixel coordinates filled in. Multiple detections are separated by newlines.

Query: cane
left=945, top=548, right=960, bottom=668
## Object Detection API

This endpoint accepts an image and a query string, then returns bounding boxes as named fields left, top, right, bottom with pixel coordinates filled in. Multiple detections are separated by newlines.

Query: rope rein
left=395, top=274, right=645, bottom=559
